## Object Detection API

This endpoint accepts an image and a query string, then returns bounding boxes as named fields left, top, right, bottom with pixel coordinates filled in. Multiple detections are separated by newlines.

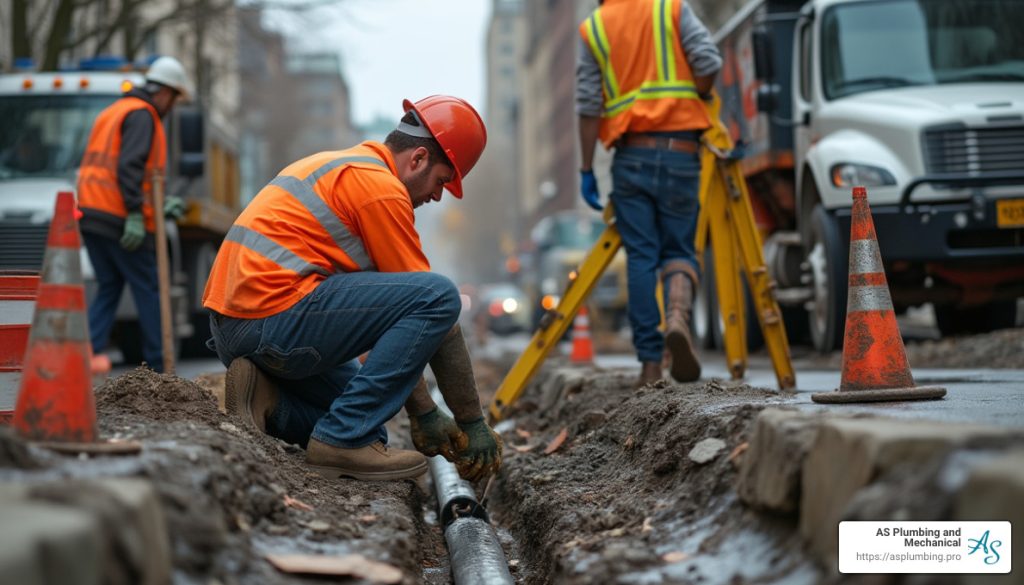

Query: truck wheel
left=934, top=300, right=1017, bottom=337
left=806, top=205, right=847, bottom=353
left=692, top=247, right=722, bottom=349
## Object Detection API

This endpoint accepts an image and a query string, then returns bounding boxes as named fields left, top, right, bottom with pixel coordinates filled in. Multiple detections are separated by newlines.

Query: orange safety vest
left=579, top=0, right=711, bottom=148
left=77, top=96, right=166, bottom=233
left=203, top=142, right=427, bottom=319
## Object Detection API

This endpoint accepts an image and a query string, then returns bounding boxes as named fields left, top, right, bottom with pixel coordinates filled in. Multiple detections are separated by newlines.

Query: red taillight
left=488, top=300, right=503, bottom=317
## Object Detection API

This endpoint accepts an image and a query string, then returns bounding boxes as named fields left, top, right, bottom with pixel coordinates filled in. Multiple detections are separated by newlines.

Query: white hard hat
left=145, top=56, right=192, bottom=100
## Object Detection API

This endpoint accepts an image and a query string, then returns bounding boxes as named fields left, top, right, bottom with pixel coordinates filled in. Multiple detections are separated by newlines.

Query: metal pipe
left=430, top=455, right=513, bottom=585
left=428, top=390, right=513, bottom=585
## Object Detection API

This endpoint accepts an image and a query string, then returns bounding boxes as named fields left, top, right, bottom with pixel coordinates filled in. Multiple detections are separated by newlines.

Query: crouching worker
left=203, top=96, right=502, bottom=481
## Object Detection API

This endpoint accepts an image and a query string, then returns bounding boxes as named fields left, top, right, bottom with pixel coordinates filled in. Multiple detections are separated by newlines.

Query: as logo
left=967, top=530, right=1002, bottom=565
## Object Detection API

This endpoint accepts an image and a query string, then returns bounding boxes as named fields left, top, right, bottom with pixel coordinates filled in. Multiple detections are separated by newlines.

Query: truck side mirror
left=177, top=107, right=204, bottom=179
left=752, top=26, right=774, bottom=82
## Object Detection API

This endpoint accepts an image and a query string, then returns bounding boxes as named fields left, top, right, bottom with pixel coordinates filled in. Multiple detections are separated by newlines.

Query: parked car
left=473, top=283, right=532, bottom=336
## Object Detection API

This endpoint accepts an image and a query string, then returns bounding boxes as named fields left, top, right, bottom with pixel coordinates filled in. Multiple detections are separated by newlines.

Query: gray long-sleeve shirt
left=576, top=3, right=722, bottom=116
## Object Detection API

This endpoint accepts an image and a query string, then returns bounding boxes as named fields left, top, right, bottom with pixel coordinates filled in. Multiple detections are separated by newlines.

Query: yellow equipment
left=489, top=93, right=795, bottom=422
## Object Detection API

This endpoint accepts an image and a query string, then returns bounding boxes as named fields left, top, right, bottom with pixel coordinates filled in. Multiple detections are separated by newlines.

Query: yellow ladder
left=489, top=93, right=795, bottom=422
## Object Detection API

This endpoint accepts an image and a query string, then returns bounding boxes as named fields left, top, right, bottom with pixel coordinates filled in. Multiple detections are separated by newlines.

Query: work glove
left=163, top=196, right=186, bottom=220
left=409, top=407, right=464, bottom=461
left=119, top=211, right=145, bottom=251
left=579, top=169, right=603, bottom=211
left=453, top=417, right=503, bottom=482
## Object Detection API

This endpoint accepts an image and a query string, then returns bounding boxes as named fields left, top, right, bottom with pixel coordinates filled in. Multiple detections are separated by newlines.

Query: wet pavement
left=594, top=352, right=1024, bottom=430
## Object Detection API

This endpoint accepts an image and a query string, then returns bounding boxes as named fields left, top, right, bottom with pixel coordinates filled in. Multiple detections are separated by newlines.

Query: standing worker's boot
left=225, top=358, right=279, bottom=433
left=306, top=438, right=428, bottom=481
left=663, top=262, right=701, bottom=383
left=636, top=361, right=663, bottom=389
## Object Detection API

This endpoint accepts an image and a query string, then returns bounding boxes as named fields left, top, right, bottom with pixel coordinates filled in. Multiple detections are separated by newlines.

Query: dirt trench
left=483, top=366, right=820, bottom=584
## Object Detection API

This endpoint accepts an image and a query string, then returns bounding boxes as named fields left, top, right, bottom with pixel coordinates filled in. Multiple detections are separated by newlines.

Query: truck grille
left=0, top=221, right=48, bottom=269
left=923, top=124, right=1024, bottom=175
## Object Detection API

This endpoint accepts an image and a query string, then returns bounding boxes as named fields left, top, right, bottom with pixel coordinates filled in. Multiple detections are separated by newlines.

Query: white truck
left=700, top=0, right=1024, bottom=352
left=0, top=62, right=240, bottom=361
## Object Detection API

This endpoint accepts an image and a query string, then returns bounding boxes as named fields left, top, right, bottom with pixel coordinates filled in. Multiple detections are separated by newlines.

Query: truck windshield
left=0, top=95, right=114, bottom=180
left=821, top=0, right=1024, bottom=100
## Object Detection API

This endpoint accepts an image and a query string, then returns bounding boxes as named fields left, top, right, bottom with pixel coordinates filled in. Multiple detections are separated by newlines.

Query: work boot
left=664, top=263, right=702, bottom=383
left=224, top=358, right=279, bottom=433
left=306, top=438, right=428, bottom=481
left=635, top=361, right=663, bottom=389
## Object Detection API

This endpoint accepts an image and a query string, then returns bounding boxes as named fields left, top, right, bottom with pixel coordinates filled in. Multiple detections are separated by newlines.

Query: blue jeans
left=209, top=271, right=461, bottom=449
left=611, top=133, right=702, bottom=363
left=83, top=233, right=164, bottom=371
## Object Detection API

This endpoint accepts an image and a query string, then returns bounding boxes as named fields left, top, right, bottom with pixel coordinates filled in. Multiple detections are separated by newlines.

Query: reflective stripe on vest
left=232, top=155, right=388, bottom=276
left=224, top=225, right=330, bottom=277
left=586, top=0, right=700, bottom=118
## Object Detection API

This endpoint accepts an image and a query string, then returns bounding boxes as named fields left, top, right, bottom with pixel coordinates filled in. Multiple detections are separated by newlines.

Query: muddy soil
left=808, top=327, right=1024, bottom=370
left=0, top=367, right=449, bottom=585
left=490, top=368, right=820, bottom=584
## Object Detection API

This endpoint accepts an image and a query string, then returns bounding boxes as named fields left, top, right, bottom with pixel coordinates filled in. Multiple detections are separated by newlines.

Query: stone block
left=736, top=408, right=821, bottom=513
left=29, top=478, right=171, bottom=585
left=955, top=449, right=1024, bottom=585
left=800, top=417, right=1011, bottom=567
left=0, top=501, right=103, bottom=585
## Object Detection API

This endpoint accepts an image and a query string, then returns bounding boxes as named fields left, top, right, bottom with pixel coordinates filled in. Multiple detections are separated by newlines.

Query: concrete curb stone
left=799, top=417, right=1013, bottom=566
left=736, top=408, right=822, bottom=513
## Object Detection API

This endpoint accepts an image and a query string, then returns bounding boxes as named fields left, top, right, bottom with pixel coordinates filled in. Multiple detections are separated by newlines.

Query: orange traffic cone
left=13, top=191, right=98, bottom=442
left=812, top=187, right=945, bottom=403
left=569, top=306, right=595, bottom=364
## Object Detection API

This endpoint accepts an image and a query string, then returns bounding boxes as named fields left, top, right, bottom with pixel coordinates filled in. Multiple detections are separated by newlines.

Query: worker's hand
left=119, top=212, right=145, bottom=251
left=579, top=169, right=603, bottom=211
left=409, top=407, right=463, bottom=461
left=163, top=196, right=186, bottom=220
left=453, top=417, right=503, bottom=482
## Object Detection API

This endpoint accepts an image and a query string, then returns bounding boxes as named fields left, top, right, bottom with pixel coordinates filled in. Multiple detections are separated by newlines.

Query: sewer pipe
left=428, top=390, right=513, bottom=585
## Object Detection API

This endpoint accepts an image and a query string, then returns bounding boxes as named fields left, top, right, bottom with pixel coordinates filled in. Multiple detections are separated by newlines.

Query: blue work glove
left=119, top=211, right=145, bottom=251
left=163, top=196, right=186, bottom=220
left=580, top=169, right=603, bottom=211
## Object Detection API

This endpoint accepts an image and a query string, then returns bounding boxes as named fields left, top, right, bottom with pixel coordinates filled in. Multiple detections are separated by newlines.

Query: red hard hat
left=402, top=95, right=487, bottom=198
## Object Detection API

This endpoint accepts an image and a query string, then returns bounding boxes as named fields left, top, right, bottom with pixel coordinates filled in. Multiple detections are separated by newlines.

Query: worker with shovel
left=204, top=96, right=502, bottom=482
left=77, top=56, right=191, bottom=373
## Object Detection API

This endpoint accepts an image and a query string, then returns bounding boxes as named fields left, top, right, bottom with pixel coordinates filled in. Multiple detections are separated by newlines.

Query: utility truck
left=701, top=0, right=1024, bottom=352
left=0, top=59, right=241, bottom=361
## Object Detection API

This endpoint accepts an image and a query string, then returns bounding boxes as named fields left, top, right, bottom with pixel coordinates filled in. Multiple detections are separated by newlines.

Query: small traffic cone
left=569, top=306, right=595, bottom=364
left=13, top=192, right=98, bottom=442
left=812, top=187, right=945, bottom=403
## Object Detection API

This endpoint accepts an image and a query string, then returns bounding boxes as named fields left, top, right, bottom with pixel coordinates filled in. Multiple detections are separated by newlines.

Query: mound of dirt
left=809, top=327, right=1024, bottom=370
left=3, top=368, right=445, bottom=584
left=96, top=366, right=221, bottom=425
left=491, top=366, right=818, bottom=584
left=902, top=327, right=1024, bottom=369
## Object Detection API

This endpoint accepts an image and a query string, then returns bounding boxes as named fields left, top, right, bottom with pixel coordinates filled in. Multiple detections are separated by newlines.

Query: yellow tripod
left=696, top=94, right=795, bottom=390
left=489, top=94, right=795, bottom=422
